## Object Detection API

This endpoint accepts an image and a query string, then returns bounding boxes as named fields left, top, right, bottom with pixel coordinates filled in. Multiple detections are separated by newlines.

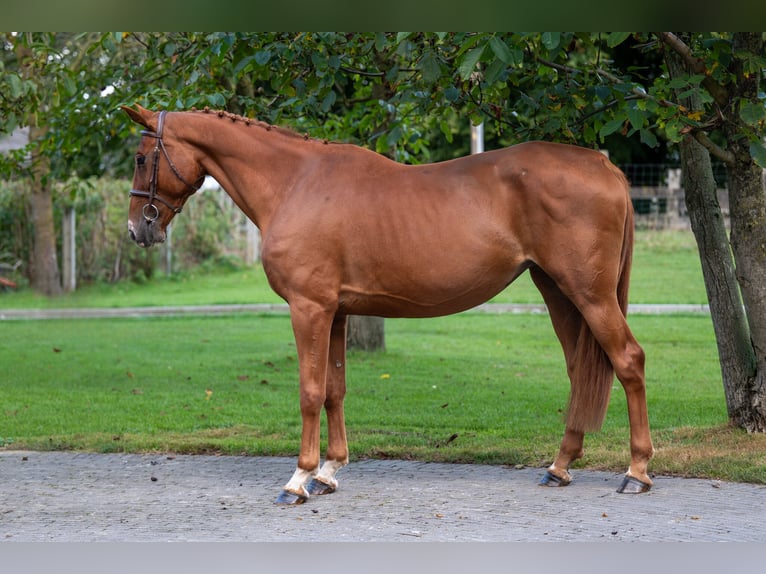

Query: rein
left=129, top=111, right=204, bottom=222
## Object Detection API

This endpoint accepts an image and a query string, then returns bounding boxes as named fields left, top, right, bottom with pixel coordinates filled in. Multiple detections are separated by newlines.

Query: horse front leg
left=307, top=314, right=349, bottom=496
left=275, top=301, right=334, bottom=505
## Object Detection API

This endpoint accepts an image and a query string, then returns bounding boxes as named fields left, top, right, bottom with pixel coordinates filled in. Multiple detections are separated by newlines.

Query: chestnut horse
left=122, top=105, right=653, bottom=504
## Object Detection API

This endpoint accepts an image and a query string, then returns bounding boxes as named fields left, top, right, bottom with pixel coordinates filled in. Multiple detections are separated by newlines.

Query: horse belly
left=339, top=248, right=526, bottom=318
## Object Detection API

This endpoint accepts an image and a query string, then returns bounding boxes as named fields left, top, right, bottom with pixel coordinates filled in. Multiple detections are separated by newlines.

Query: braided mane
left=190, top=106, right=330, bottom=144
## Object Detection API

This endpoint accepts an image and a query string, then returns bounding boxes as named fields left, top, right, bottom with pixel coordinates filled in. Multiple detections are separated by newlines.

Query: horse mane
left=189, top=106, right=333, bottom=145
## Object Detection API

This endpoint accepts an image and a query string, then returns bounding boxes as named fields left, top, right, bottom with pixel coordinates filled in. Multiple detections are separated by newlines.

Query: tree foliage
left=4, top=32, right=764, bottom=179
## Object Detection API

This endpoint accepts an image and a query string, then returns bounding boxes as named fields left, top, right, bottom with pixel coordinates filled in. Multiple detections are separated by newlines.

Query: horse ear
left=121, top=104, right=154, bottom=129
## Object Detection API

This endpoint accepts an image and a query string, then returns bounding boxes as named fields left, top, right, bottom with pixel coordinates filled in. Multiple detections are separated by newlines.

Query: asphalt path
left=2, top=450, right=765, bottom=543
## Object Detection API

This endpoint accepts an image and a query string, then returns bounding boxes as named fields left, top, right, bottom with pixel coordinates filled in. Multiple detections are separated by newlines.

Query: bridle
left=129, top=111, right=204, bottom=223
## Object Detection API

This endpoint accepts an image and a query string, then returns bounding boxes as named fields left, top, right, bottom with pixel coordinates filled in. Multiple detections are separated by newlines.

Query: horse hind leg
left=532, top=266, right=653, bottom=493
left=530, top=268, right=591, bottom=487
left=577, top=300, right=654, bottom=493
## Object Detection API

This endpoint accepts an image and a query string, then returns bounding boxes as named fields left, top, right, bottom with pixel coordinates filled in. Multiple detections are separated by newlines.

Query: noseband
left=130, top=111, right=204, bottom=223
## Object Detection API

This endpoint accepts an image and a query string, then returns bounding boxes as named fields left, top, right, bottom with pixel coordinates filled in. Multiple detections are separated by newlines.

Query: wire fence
left=618, top=163, right=732, bottom=229
left=619, top=163, right=729, bottom=188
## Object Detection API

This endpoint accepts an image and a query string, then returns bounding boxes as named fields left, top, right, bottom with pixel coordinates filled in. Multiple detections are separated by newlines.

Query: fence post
left=245, top=218, right=261, bottom=264
left=164, top=224, right=173, bottom=275
left=471, top=122, right=484, bottom=155
left=667, top=168, right=682, bottom=225
left=62, top=207, right=76, bottom=292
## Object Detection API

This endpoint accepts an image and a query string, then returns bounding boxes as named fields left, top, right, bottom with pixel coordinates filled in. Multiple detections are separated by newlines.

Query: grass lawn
left=2, top=311, right=764, bottom=484
left=2, top=229, right=764, bottom=483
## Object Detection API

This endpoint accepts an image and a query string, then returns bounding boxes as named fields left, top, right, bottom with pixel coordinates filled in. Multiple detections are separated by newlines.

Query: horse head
left=122, top=104, right=205, bottom=247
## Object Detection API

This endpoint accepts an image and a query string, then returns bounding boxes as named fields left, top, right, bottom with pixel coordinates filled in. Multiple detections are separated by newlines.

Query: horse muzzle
left=128, top=218, right=166, bottom=248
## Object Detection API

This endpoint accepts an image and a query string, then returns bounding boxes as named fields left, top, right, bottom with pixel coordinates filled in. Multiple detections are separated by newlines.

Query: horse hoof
left=274, top=489, right=308, bottom=505
left=616, top=475, right=652, bottom=494
left=307, top=477, right=336, bottom=496
left=539, top=471, right=571, bottom=487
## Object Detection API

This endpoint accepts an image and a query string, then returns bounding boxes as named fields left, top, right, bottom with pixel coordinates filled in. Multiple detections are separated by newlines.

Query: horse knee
left=300, top=388, right=326, bottom=414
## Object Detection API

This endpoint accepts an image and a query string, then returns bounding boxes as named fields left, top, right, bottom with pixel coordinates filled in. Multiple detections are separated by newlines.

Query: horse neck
left=177, top=112, right=311, bottom=232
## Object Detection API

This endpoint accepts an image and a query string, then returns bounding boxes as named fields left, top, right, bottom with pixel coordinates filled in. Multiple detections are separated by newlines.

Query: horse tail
left=566, top=166, right=633, bottom=433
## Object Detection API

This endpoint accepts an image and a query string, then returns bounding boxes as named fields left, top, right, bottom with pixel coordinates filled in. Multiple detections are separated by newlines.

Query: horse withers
left=123, top=104, right=654, bottom=504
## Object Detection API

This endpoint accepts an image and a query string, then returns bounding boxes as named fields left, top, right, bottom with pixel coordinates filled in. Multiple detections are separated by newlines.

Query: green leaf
left=205, top=93, right=226, bottom=108
left=483, top=58, right=506, bottom=85
left=444, top=86, right=460, bottom=103
left=739, top=100, right=766, bottom=127
left=627, top=107, right=644, bottom=130
left=439, top=119, right=454, bottom=143
left=606, top=32, right=631, bottom=48
left=639, top=128, right=658, bottom=148
left=62, top=76, right=77, bottom=97
left=664, top=121, right=682, bottom=143
left=374, top=32, right=387, bottom=52
left=599, top=117, right=625, bottom=139
left=489, top=36, right=513, bottom=65
left=459, top=46, right=485, bottom=81
left=419, top=50, right=441, bottom=84
left=320, top=91, right=336, bottom=113
left=254, top=50, right=272, bottom=66
left=541, top=32, right=561, bottom=51
left=387, top=124, right=404, bottom=148
left=749, top=141, right=766, bottom=169
left=7, top=74, right=22, bottom=99
left=667, top=77, right=690, bottom=89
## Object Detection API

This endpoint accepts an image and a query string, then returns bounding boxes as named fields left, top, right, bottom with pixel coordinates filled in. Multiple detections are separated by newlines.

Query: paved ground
left=2, top=450, right=764, bottom=542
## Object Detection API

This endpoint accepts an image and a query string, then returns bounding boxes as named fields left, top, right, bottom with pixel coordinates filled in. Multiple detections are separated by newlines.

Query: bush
left=0, top=177, right=255, bottom=286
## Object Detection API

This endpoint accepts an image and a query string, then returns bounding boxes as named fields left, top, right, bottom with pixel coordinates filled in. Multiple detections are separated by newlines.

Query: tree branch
left=692, top=130, right=736, bottom=165
left=657, top=32, right=701, bottom=72
left=339, top=65, right=419, bottom=78
left=340, top=65, right=384, bottom=78
left=534, top=55, right=578, bottom=75
left=657, top=32, right=729, bottom=106
left=535, top=54, right=675, bottom=109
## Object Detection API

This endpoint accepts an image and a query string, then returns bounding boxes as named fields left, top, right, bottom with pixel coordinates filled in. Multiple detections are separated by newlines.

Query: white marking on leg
left=284, top=466, right=317, bottom=497
left=314, top=459, right=346, bottom=489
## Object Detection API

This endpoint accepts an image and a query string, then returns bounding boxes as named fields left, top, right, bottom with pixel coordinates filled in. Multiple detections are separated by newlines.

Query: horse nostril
left=129, top=229, right=136, bottom=242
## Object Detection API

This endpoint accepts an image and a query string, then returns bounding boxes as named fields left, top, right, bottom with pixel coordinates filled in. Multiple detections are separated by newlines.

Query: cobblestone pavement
left=2, top=450, right=764, bottom=542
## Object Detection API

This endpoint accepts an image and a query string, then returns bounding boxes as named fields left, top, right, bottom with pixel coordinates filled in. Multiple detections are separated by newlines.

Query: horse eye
left=135, top=154, right=146, bottom=167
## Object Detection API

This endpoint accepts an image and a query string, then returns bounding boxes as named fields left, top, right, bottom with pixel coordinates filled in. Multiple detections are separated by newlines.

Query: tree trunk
left=28, top=125, right=62, bottom=297
left=678, top=134, right=759, bottom=427
left=15, top=40, right=62, bottom=297
left=667, top=33, right=766, bottom=431
left=719, top=33, right=766, bottom=431
left=347, top=315, right=385, bottom=351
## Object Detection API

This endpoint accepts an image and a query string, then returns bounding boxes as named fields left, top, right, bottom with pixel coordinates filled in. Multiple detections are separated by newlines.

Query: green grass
left=2, top=312, right=764, bottom=483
